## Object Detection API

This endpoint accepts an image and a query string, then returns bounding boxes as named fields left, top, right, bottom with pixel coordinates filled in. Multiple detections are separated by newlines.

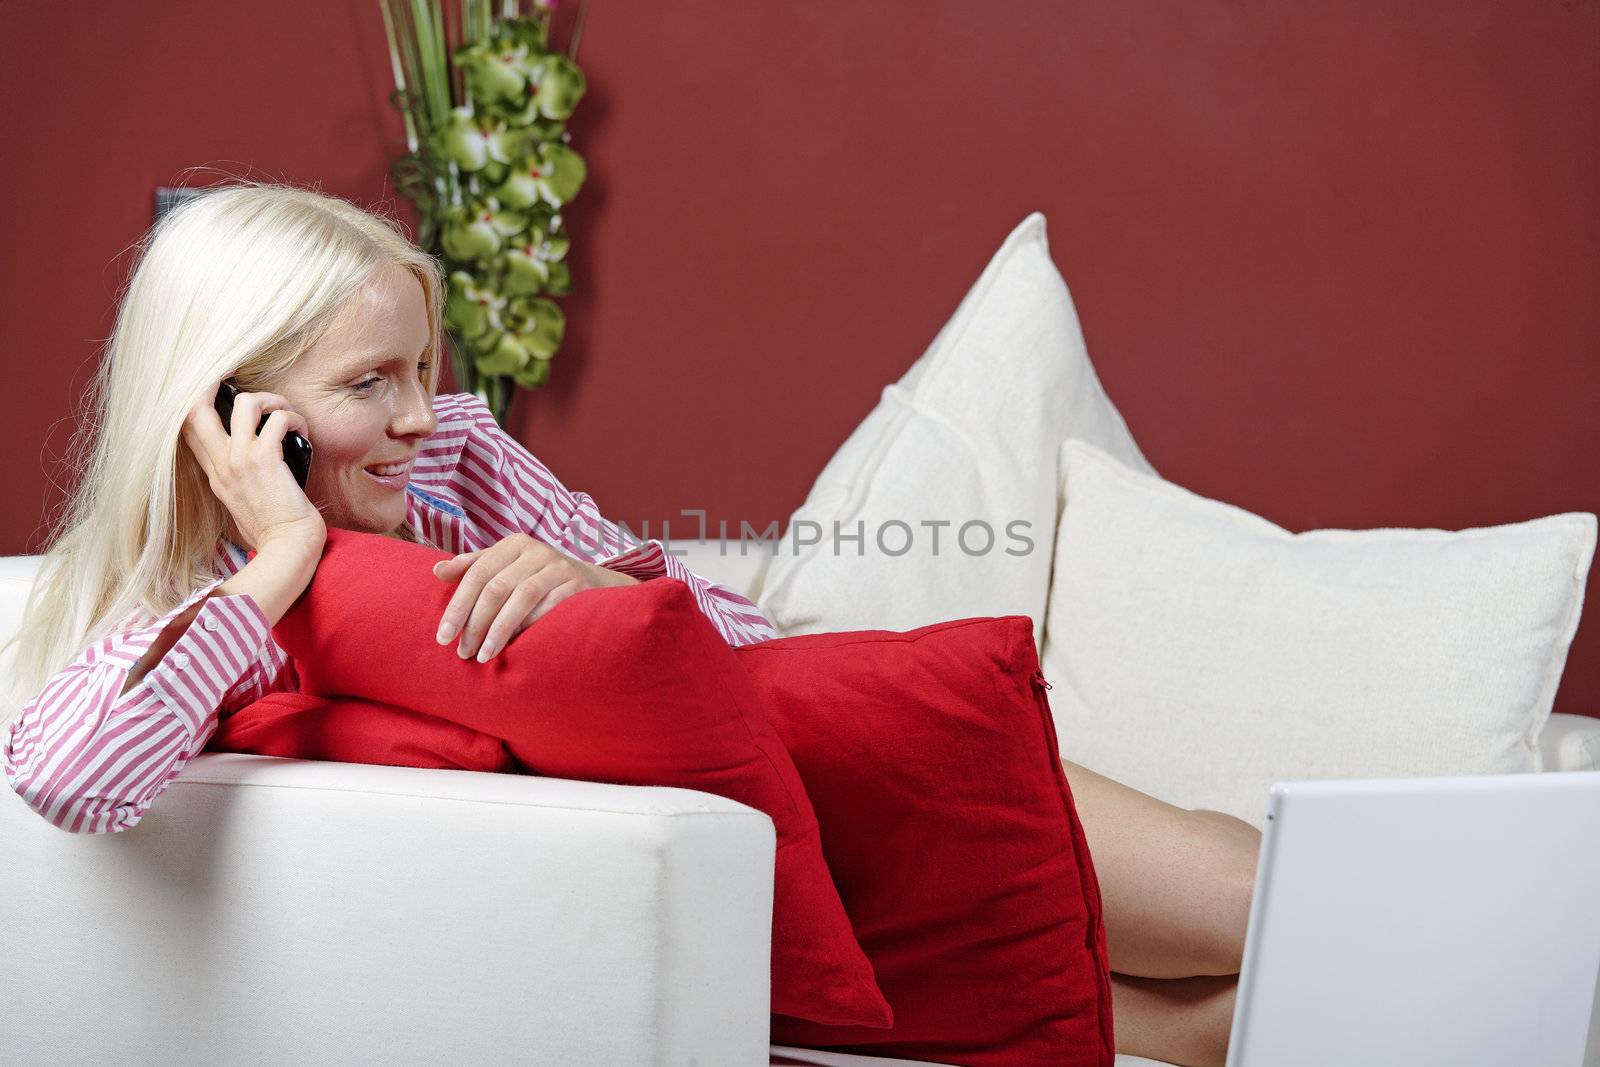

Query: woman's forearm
left=218, top=540, right=323, bottom=627
left=119, top=540, right=320, bottom=696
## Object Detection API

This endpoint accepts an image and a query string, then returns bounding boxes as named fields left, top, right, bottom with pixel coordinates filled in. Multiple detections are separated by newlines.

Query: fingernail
left=458, top=642, right=474, bottom=659
left=476, top=644, right=495, bottom=663
left=437, top=621, right=456, bottom=644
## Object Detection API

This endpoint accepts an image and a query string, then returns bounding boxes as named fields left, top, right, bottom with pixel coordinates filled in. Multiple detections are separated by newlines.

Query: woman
left=1, top=182, right=1258, bottom=1067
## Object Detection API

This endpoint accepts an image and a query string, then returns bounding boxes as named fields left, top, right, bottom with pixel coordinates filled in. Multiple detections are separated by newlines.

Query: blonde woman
left=1, top=182, right=1258, bottom=1067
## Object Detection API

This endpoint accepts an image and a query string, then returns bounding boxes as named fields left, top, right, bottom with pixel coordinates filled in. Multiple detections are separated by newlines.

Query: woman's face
left=273, top=262, right=439, bottom=535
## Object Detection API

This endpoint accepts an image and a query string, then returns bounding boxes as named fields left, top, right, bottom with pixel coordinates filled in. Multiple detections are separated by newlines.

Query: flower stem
left=568, top=0, right=588, bottom=62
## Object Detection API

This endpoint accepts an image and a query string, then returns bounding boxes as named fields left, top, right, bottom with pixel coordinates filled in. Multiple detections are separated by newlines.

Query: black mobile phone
left=214, top=380, right=314, bottom=490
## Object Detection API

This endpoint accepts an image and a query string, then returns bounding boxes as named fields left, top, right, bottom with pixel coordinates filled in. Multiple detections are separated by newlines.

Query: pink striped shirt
left=4, top=392, right=778, bottom=834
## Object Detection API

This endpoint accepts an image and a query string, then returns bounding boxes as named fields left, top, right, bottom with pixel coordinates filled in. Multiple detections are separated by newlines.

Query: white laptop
left=1226, top=770, right=1600, bottom=1067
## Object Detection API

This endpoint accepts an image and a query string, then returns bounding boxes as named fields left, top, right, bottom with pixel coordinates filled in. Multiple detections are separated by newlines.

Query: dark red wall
left=2, top=2, right=1596, bottom=713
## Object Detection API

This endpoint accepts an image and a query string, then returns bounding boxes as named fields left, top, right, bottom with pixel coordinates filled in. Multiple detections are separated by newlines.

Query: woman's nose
left=400, top=407, right=438, bottom=437
left=394, top=385, right=437, bottom=437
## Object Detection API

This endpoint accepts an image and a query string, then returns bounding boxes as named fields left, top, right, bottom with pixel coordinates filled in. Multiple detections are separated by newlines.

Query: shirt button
left=170, top=652, right=191, bottom=670
left=203, top=617, right=221, bottom=632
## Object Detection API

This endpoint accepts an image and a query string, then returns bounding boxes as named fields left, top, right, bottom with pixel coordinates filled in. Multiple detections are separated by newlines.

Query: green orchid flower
left=455, top=39, right=528, bottom=106
left=499, top=222, right=571, bottom=295
left=512, top=355, right=552, bottom=389
left=493, top=144, right=584, bottom=210
left=440, top=199, right=531, bottom=263
left=544, top=259, right=572, bottom=297
left=474, top=329, right=534, bottom=376
left=444, top=270, right=504, bottom=341
left=431, top=107, right=523, bottom=172
left=439, top=205, right=499, bottom=261
left=501, top=237, right=549, bottom=295
left=478, top=148, right=583, bottom=213
left=382, top=8, right=585, bottom=403
left=503, top=15, right=549, bottom=55
left=509, top=296, right=566, bottom=358
left=534, top=55, right=586, bottom=120
left=492, top=158, right=543, bottom=211
left=480, top=159, right=509, bottom=187
left=484, top=199, right=531, bottom=239
left=499, top=91, right=543, bottom=129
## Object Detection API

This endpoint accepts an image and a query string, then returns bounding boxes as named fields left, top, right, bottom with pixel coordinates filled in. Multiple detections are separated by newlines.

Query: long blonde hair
left=1, top=181, right=446, bottom=729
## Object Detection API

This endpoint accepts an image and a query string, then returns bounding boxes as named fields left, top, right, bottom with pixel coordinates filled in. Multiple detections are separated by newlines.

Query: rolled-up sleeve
left=4, top=580, right=277, bottom=834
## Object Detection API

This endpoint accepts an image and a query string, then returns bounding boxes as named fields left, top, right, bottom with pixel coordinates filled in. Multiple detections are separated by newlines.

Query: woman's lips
left=363, top=459, right=413, bottom=489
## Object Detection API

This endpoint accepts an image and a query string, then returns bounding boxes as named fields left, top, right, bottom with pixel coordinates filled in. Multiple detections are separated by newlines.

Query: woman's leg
left=1063, top=758, right=1261, bottom=978
left=1109, top=972, right=1239, bottom=1067
left=1062, top=758, right=1261, bottom=1066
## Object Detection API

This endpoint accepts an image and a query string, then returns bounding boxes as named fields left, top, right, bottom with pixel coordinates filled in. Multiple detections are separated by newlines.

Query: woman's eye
left=355, top=361, right=428, bottom=394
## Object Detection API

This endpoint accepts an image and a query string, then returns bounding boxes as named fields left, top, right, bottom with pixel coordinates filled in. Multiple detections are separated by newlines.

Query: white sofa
left=3, top=542, right=1597, bottom=1067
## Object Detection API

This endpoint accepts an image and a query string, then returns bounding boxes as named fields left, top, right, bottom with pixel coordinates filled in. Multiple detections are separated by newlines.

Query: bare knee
left=1112, top=971, right=1239, bottom=1067
left=1179, top=972, right=1239, bottom=1067
left=1199, top=973, right=1240, bottom=1067
left=1186, top=808, right=1261, bottom=975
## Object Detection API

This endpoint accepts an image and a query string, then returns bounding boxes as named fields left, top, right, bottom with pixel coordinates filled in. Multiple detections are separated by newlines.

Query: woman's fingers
left=433, top=550, right=487, bottom=643
left=436, top=553, right=496, bottom=646
left=517, top=578, right=582, bottom=630
left=454, top=566, right=554, bottom=661
left=469, top=573, right=573, bottom=662
left=446, top=563, right=585, bottom=660
left=433, top=536, right=599, bottom=660
left=436, top=540, right=540, bottom=655
left=455, top=568, right=525, bottom=659
left=432, top=550, right=482, bottom=578
left=182, top=395, right=228, bottom=479
left=184, top=385, right=306, bottom=485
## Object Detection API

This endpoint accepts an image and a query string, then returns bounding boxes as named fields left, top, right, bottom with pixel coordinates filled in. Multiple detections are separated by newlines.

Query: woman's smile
left=363, top=458, right=414, bottom=490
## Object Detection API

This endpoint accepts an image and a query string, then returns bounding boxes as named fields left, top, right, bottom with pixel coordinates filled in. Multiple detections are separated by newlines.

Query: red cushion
left=253, top=526, right=892, bottom=1029
left=746, top=619, right=1114, bottom=1067
left=212, top=530, right=1112, bottom=1062
left=211, top=691, right=519, bottom=773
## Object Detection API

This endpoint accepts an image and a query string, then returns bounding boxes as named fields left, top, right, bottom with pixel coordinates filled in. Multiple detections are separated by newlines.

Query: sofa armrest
left=1541, top=712, right=1600, bottom=772
left=0, top=751, right=776, bottom=1066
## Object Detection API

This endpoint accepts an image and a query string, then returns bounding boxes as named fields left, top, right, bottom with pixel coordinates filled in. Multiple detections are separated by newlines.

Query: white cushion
left=758, top=211, right=1156, bottom=644
left=1042, top=439, right=1598, bottom=830
left=664, top=539, right=775, bottom=601
left=1539, top=710, right=1600, bottom=772
left=0, top=554, right=44, bottom=685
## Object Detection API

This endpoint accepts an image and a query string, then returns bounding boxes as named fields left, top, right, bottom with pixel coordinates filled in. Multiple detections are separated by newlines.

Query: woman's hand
left=432, top=533, right=640, bottom=661
left=183, top=383, right=325, bottom=556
